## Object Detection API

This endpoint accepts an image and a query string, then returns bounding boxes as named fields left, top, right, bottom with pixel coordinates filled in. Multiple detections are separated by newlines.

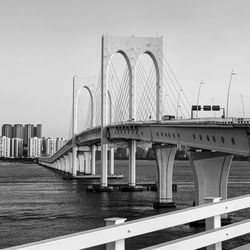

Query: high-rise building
left=28, top=137, right=42, bottom=158
left=35, top=124, right=42, bottom=138
left=2, top=124, right=13, bottom=138
left=46, top=138, right=57, bottom=156
left=11, top=138, right=23, bottom=158
left=13, top=124, right=24, bottom=139
left=41, top=137, right=47, bottom=156
left=0, top=136, right=11, bottom=157
left=23, top=124, right=34, bottom=146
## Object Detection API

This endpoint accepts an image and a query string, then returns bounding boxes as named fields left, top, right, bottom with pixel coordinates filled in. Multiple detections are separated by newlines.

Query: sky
left=0, top=0, right=250, bottom=138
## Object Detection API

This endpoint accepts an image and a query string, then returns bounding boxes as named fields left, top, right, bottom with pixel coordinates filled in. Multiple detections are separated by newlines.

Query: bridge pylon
left=100, top=35, right=163, bottom=188
left=72, top=75, right=96, bottom=177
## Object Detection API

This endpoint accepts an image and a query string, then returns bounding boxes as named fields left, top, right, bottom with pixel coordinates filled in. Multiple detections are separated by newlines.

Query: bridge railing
left=160, top=117, right=250, bottom=126
left=4, top=194, right=250, bottom=250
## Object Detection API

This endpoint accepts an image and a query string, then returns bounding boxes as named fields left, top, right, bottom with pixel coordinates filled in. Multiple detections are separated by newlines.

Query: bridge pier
left=84, top=152, right=91, bottom=175
left=64, top=155, right=70, bottom=174
left=72, top=147, right=78, bottom=177
left=68, top=152, right=73, bottom=175
left=91, top=145, right=96, bottom=175
left=153, top=144, right=177, bottom=208
left=128, top=140, right=136, bottom=187
left=56, top=160, right=60, bottom=171
left=60, top=158, right=65, bottom=172
left=188, top=151, right=233, bottom=206
left=109, top=147, right=115, bottom=175
left=78, top=153, right=85, bottom=174
left=96, top=144, right=113, bottom=192
left=57, top=160, right=60, bottom=171
left=100, top=144, right=109, bottom=189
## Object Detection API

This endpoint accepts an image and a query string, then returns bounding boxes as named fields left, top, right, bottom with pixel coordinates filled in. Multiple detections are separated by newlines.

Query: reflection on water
left=0, top=160, right=249, bottom=249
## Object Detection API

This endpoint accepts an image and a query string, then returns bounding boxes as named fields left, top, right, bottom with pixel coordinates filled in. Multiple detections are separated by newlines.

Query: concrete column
left=72, top=146, right=78, bottom=177
left=64, top=155, right=69, bottom=173
left=61, top=159, right=64, bottom=171
left=78, top=153, right=85, bottom=173
left=55, top=161, right=59, bottom=170
left=128, top=140, right=136, bottom=186
left=188, top=151, right=233, bottom=206
left=68, top=152, right=73, bottom=175
left=61, top=156, right=65, bottom=173
left=84, top=152, right=91, bottom=175
left=58, top=160, right=61, bottom=171
left=109, top=147, right=115, bottom=175
left=91, top=145, right=96, bottom=175
left=59, top=159, right=62, bottom=172
left=101, top=144, right=108, bottom=187
left=153, top=144, right=177, bottom=208
left=59, top=158, right=63, bottom=172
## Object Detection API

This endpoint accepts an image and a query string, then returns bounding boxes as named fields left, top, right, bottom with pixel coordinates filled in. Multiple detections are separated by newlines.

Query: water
left=0, top=160, right=250, bottom=249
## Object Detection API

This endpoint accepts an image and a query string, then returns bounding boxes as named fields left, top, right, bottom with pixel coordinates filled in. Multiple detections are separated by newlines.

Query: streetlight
left=240, top=94, right=245, bottom=118
left=226, top=70, right=236, bottom=118
left=196, top=81, right=205, bottom=118
left=176, top=88, right=183, bottom=119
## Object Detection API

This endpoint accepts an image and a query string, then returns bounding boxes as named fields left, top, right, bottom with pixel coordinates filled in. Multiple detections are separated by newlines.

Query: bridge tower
left=100, top=35, right=163, bottom=188
left=72, top=76, right=96, bottom=177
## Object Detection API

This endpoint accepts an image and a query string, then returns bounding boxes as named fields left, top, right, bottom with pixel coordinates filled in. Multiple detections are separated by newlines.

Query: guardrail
left=4, top=194, right=250, bottom=250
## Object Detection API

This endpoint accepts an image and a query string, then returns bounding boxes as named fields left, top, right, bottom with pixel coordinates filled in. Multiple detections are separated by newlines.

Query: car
left=161, top=115, right=175, bottom=121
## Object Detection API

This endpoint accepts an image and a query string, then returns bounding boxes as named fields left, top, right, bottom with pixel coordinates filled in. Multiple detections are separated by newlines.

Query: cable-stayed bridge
left=39, top=35, right=250, bottom=209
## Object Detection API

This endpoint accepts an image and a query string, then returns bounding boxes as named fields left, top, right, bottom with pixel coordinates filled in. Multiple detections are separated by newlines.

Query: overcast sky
left=0, top=0, right=250, bottom=138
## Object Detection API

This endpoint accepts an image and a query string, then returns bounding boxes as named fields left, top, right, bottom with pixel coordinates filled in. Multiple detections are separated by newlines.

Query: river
left=0, top=160, right=250, bottom=249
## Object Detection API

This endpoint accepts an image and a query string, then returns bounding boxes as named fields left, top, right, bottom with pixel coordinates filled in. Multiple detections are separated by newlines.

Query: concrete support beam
left=56, top=161, right=60, bottom=170
left=64, top=155, right=70, bottom=173
left=109, top=147, right=115, bottom=175
left=91, top=145, right=96, bottom=175
left=153, top=143, right=177, bottom=208
left=68, top=152, right=73, bottom=175
left=101, top=144, right=108, bottom=187
left=128, top=140, right=136, bottom=187
left=60, top=158, right=64, bottom=172
left=78, top=153, right=85, bottom=173
left=84, top=152, right=91, bottom=175
left=188, top=151, right=233, bottom=206
left=58, top=159, right=61, bottom=171
left=72, top=147, right=78, bottom=177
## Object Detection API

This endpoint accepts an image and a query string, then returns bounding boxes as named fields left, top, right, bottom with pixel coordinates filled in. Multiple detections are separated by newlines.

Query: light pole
left=240, top=94, right=245, bottom=118
left=196, top=81, right=205, bottom=118
left=226, top=70, right=236, bottom=118
left=176, top=88, right=183, bottom=119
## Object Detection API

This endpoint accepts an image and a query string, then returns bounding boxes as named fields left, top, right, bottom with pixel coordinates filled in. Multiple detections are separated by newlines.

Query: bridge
left=39, top=35, right=250, bottom=210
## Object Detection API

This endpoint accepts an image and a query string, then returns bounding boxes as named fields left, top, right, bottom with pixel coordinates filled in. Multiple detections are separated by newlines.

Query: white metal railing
left=4, top=194, right=250, bottom=250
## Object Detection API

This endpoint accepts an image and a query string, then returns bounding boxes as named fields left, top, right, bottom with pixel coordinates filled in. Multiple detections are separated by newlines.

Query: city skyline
left=1, top=0, right=250, bottom=138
